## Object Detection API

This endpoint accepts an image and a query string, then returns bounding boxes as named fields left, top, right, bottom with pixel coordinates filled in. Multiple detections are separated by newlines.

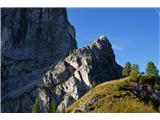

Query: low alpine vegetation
left=66, top=61, right=159, bottom=113
left=32, top=96, right=39, bottom=113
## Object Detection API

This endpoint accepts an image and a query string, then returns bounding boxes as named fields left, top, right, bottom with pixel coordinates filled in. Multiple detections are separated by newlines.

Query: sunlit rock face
left=40, top=35, right=122, bottom=112
left=1, top=8, right=77, bottom=112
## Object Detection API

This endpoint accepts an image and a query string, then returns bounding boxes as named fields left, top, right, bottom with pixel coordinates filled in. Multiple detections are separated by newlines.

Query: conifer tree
left=130, top=64, right=139, bottom=81
left=122, top=62, right=131, bottom=77
left=146, top=61, right=159, bottom=79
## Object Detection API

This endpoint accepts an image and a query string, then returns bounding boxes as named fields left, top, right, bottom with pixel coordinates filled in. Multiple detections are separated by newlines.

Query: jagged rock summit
left=39, top=35, right=122, bottom=112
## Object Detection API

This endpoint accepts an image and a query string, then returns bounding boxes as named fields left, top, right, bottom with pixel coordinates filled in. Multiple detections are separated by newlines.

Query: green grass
left=66, top=77, right=157, bottom=113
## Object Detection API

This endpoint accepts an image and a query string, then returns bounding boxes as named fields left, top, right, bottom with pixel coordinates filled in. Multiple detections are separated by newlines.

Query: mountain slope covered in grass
left=66, top=77, right=159, bottom=113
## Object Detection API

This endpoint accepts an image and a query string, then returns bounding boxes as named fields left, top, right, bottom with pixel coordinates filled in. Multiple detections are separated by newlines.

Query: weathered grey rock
left=127, top=82, right=160, bottom=109
left=39, top=35, right=122, bottom=112
left=73, top=94, right=104, bottom=112
left=1, top=8, right=77, bottom=112
left=57, top=95, right=75, bottom=112
left=1, top=8, right=122, bottom=113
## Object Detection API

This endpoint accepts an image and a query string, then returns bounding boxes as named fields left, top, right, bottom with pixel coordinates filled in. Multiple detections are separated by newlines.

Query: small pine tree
left=130, top=64, right=139, bottom=81
left=130, top=69, right=139, bottom=81
left=32, top=96, right=39, bottom=113
left=146, top=61, right=159, bottom=79
left=132, top=64, right=139, bottom=71
left=49, top=101, right=57, bottom=113
left=91, top=81, right=97, bottom=89
left=122, top=62, right=131, bottom=77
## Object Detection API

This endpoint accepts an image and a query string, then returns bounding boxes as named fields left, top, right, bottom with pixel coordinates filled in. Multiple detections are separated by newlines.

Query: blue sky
left=67, top=8, right=159, bottom=72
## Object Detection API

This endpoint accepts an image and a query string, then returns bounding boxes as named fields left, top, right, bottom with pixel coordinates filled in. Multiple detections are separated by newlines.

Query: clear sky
left=67, top=8, right=159, bottom=72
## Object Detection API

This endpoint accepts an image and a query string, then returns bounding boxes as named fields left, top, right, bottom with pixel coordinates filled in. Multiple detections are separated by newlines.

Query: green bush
left=154, top=83, right=160, bottom=90
left=32, top=96, right=39, bottom=113
left=139, top=74, right=154, bottom=85
left=49, top=101, right=57, bottom=113
left=139, top=74, right=148, bottom=84
left=154, top=77, right=160, bottom=90
left=130, top=70, right=138, bottom=81
left=91, top=82, right=97, bottom=89
left=69, top=49, right=77, bottom=55
left=116, top=82, right=128, bottom=91
left=139, top=74, right=160, bottom=88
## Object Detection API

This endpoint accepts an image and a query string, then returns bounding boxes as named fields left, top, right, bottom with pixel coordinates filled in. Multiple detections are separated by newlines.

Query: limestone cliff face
left=1, top=8, right=77, bottom=112
left=39, top=35, right=122, bottom=112
left=1, top=8, right=122, bottom=113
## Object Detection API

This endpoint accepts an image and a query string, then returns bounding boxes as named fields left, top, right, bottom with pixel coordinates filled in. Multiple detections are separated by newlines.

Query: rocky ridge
left=1, top=8, right=122, bottom=112
left=39, top=35, right=122, bottom=112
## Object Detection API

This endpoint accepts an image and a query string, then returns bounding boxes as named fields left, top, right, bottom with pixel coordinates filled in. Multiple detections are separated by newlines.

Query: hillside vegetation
left=66, top=77, right=159, bottom=113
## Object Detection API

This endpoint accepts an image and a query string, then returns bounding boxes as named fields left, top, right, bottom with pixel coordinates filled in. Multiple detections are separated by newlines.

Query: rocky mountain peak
left=91, top=36, right=110, bottom=50
left=91, top=35, right=110, bottom=46
left=2, top=9, right=122, bottom=113
left=99, top=35, right=107, bottom=40
left=37, top=35, right=122, bottom=112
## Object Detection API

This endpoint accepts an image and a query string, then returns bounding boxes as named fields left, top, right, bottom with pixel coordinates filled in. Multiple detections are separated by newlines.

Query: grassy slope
left=66, top=77, right=156, bottom=113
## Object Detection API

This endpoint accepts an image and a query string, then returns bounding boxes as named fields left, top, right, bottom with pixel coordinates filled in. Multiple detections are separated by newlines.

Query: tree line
left=122, top=61, right=159, bottom=88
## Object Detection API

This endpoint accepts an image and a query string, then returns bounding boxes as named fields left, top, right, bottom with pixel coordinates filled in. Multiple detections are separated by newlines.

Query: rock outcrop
left=39, top=35, right=122, bottom=112
left=1, top=8, right=77, bottom=112
left=1, top=8, right=122, bottom=113
left=72, top=94, right=105, bottom=113
left=127, top=82, right=160, bottom=110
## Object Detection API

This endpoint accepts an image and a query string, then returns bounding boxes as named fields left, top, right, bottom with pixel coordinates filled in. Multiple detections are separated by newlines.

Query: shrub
left=32, top=96, right=39, bottom=113
left=130, top=70, right=139, bottom=81
left=116, top=82, right=128, bottom=91
left=49, top=101, right=57, bottom=113
left=69, top=49, right=77, bottom=55
left=91, top=82, right=97, bottom=89
left=154, top=77, right=160, bottom=90
left=139, top=74, right=158, bottom=87
left=154, top=83, right=160, bottom=90
left=139, top=74, right=148, bottom=84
